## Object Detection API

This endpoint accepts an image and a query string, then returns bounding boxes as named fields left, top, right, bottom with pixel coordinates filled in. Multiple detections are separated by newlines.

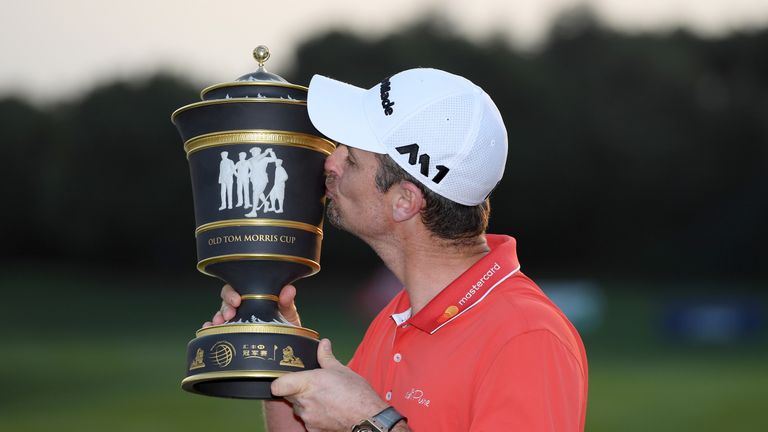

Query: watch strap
left=371, top=406, right=406, bottom=431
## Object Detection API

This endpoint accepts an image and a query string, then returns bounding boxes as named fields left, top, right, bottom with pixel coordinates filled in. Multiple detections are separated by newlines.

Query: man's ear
left=392, top=181, right=426, bottom=222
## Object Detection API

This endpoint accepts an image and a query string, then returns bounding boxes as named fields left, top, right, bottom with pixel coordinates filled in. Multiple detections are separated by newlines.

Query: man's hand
left=202, top=284, right=302, bottom=328
left=271, top=339, right=390, bottom=432
left=202, top=284, right=308, bottom=431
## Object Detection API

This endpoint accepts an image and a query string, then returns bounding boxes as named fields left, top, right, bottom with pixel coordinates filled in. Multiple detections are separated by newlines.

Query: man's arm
left=264, top=399, right=305, bottom=432
left=206, top=284, right=307, bottom=431
left=271, top=339, right=412, bottom=432
left=207, top=286, right=412, bottom=432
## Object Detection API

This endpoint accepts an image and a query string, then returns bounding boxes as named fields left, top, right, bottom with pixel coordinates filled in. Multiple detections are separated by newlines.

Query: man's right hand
left=202, top=284, right=308, bottom=431
left=202, top=284, right=302, bottom=328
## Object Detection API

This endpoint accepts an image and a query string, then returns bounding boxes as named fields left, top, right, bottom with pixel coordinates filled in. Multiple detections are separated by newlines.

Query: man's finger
left=212, top=311, right=224, bottom=325
left=221, top=303, right=236, bottom=321
left=278, top=284, right=301, bottom=326
left=271, top=371, right=306, bottom=397
left=317, top=338, right=342, bottom=369
left=221, top=284, right=241, bottom=307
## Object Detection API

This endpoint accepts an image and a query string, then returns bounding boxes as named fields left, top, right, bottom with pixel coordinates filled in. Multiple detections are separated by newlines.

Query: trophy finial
left=229, top=45, right=287, bottom=84
left=253, top=45, right=271, bottom=68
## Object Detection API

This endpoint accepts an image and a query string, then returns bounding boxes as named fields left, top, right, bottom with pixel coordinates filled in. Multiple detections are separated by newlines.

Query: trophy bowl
left=171, top=46, right=333, bottom=399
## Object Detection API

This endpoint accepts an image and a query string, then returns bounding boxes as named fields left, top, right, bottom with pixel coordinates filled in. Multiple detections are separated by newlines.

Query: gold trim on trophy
left=200, top=82, right=309, bottom=99
left=196, top=323, right=320, bottom=339
left=195, top=218, right=324, bottom=237
left=197, top=253, right=320, bottom=275
left=183, top=129, right=336, bottom=156
left=181, top=370, right=290, bottom=388
left=241, top=294, right=279, bottom=302
left=171, top=99, right=307, bottom=123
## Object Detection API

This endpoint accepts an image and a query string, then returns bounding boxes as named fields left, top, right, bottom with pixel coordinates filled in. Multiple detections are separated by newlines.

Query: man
left=207, top=69, right=588, bottom=431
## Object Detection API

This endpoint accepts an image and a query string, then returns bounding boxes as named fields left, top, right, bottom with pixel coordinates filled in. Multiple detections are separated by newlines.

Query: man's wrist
left=352, top=406, right=407, bottom=432
left=391, top=422, right=409, bottom=432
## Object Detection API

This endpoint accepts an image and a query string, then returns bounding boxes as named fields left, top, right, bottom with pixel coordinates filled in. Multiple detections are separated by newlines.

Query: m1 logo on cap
left=380, top=77, right=395, bottom=115
left=396, top=143, right=450, bottom=184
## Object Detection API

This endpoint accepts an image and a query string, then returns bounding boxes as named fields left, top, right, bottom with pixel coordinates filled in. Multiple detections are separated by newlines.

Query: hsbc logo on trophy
left=395, top=143, right=450, bottom=184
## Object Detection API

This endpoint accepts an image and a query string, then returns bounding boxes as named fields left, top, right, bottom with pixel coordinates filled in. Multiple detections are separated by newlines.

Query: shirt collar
left=390, top=308, right=412, bottom=326
left=394, top=235, right=520, bottom=334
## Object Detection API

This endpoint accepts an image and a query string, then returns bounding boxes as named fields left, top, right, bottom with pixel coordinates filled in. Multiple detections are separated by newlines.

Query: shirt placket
left=382, top=322, right=414, bottom=403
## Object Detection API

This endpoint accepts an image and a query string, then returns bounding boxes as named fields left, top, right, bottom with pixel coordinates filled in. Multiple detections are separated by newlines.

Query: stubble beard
left=325, top=199, right=345, bottom=230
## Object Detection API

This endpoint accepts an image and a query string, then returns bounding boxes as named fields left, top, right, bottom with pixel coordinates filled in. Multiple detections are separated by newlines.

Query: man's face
left=324, top=145, right=388, bottom=239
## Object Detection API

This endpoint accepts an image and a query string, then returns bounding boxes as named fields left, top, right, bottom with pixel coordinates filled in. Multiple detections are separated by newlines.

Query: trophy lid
left=235, top=45, right=288, bottom=83
left=200, top=45, right=307, bottom=101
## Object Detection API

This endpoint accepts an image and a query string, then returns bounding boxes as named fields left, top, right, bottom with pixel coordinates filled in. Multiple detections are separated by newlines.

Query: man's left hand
left=271, top=338, right=389, bottom=432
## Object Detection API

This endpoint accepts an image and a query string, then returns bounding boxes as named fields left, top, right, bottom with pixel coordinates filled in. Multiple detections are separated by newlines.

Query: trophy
left=171, top=46, right=333, bottom=399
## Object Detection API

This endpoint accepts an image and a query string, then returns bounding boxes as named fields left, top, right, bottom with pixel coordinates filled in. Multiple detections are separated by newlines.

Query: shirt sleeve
left=469, top=329, right=587, bottom=432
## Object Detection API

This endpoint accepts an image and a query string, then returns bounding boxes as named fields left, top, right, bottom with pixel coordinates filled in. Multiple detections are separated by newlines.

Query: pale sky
left=2, top=0, right=767, bottom=102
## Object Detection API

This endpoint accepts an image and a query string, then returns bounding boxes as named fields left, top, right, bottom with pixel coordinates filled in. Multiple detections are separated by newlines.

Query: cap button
left=253, top=45, right=271, bottom=68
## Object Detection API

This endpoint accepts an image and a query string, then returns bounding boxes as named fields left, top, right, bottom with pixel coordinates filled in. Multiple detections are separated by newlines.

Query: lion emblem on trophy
left=279, top=346, right=305, bottom=368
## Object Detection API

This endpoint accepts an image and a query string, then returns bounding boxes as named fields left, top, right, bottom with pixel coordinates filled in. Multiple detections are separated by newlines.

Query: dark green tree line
left=1, top=12, right=766, bottom=280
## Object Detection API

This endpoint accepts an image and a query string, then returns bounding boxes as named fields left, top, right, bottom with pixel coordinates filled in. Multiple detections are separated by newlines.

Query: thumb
left=271, top=373, right=302, bottom=397
left=317, top=338, right=342, bottom=369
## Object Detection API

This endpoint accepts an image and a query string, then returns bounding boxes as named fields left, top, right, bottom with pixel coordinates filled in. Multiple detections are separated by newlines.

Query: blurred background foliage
left=2, top=11, right=766, bottom=278
left=1, top=8, right=766, bottom=432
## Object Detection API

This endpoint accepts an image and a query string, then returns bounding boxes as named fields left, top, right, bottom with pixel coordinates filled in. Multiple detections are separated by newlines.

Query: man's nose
left=324, top=144, right=346, bottom=176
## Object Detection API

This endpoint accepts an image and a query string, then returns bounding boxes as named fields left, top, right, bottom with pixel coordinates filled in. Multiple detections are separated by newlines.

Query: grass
left=1, top=266, right=766, bottom=431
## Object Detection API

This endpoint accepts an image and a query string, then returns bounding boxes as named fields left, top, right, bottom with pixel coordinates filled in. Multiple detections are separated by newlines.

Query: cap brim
left=307, top=75, right=386, bottom=153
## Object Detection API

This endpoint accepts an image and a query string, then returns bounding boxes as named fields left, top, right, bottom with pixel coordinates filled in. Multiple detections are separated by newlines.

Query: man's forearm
left=264, top=400, right=413, bottom=432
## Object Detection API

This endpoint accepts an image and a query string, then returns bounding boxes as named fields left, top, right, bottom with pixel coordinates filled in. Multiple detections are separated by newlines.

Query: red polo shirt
left=348, top=235, right=588, bottom=431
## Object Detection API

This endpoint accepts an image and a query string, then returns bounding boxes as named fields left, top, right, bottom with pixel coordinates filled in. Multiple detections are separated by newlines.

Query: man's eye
left=346, top=157, right=356, bottom=167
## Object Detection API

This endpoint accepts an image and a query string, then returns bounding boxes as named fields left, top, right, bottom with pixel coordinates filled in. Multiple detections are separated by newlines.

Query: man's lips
left=325, top=177, right=337, bottom=199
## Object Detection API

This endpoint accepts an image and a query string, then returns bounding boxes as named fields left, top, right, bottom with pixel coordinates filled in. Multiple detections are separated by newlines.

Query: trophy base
left=182, top=323, right=320, bottom=399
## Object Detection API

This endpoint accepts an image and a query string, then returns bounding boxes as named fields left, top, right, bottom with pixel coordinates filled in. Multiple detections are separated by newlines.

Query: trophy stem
left=183, top=260, right=320, bottom=399
left=232, top=297, right=289, bottom=325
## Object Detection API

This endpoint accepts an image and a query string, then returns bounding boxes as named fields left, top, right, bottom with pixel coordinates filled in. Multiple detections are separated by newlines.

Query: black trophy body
left=171, top=47, right=332, bottom=399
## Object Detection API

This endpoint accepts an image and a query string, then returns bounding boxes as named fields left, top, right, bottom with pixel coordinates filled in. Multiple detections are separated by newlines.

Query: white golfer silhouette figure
left=218, top=151, right=236, bottom=210
left=245, top=147, right=277, bottom=217
left=234, top=152, right=251, bottom=208
left=268, top=159, right=288, bottom=213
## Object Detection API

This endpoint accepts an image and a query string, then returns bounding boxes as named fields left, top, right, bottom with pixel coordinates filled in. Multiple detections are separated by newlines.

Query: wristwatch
left=352, top=407, right=406, bottom=432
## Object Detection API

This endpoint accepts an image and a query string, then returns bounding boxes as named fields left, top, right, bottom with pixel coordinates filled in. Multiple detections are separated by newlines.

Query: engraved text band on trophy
left=205, top=234, right=296, bottom=245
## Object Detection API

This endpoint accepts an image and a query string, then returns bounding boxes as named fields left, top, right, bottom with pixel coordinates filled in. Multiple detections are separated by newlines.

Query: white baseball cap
left=307, top=68, right=508, bottom=206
